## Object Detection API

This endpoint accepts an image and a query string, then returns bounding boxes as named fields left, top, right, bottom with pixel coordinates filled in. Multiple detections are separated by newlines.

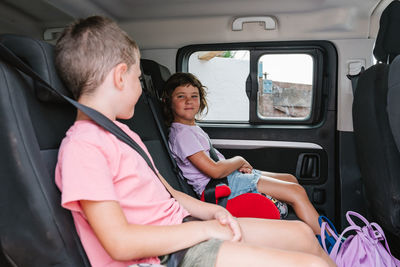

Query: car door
left=177, top=40, right=337, bottom=221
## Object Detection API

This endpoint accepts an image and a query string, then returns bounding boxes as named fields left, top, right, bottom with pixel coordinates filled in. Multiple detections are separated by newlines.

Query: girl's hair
left=162, top=72, right=208, bottom=126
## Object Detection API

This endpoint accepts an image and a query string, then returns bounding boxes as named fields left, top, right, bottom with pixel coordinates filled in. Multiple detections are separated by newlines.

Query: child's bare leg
left=256, top=176, right=321, bottom=234
left=232, top=218, right=335, bottom=267
left=216, top=241, right=329, bottom=267
left=260, top=171, right=299, bottom=184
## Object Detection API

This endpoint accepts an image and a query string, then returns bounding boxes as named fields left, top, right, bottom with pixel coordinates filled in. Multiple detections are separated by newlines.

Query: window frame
left=177, top=41, right=333, bottom=126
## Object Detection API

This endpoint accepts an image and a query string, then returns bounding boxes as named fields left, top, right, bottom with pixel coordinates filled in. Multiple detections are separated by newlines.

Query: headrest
left=141, top=59, right=171, bottom=98
left=0, top=34, right=72, bottom=103
left=373, top=1, right=400, bottom=63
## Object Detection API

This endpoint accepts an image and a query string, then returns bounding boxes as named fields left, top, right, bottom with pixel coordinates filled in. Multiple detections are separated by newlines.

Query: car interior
left=0, top=0, right=399, bottom=266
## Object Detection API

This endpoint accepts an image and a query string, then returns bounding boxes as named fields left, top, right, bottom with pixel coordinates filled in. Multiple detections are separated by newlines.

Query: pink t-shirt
left=55, top=120, right=189, bottom=267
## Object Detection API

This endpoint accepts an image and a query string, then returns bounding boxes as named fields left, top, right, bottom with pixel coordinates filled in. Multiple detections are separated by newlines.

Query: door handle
left=296, top=153, right=320, bottom=180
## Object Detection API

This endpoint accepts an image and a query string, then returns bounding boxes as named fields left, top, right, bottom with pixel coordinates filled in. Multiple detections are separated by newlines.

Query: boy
left=54, top=15, right=335, bottom=267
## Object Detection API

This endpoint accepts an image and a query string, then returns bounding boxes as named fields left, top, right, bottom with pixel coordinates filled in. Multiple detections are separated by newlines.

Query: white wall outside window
left=189, top=52, right=250, bottom=121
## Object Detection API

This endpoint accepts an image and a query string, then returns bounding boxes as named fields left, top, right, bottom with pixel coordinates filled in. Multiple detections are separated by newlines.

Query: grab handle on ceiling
left=232, top=16, right=277, bottom=31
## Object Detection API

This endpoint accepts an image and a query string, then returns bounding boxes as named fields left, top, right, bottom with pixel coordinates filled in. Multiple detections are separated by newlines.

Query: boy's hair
left=162, top=72, right=208, bottom=126
left=55, top=16, right=139, bottom=100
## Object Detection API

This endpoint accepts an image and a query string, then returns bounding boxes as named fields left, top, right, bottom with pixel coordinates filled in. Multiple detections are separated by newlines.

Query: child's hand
left=238, top=160, right=253, bottom=174
left=204, top=220, right=234, bottom=241
left=214, top=209, right=242, bottom=242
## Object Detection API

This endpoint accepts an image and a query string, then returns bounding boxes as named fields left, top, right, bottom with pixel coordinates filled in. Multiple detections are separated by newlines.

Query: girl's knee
left=285, top=173, right=298, bottom=184
left=287, top=183, right=308, bottom=202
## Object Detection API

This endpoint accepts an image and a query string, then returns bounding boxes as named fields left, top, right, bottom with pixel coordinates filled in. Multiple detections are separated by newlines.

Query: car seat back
left=352, top=0, right=400, bottom=251
left=0, top=34, right=90, bottom=266
left=122, top=59, right=198, bottom=197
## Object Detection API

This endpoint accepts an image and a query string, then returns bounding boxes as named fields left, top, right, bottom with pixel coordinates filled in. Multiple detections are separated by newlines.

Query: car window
left=257, top=54, right=313, bottom=120
left=179, top=43, right=324, bottom=125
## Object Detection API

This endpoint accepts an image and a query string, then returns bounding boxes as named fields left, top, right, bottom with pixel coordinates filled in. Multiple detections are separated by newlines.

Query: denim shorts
left=227, top=169, right=261, bottom=200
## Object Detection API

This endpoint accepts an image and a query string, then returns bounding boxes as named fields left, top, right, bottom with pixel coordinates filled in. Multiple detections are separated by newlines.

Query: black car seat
left=141, top=58, right=171, bottom=99
left=0, top=34, right=90, bottom=266
left=0, top=34, right=195, bottom=267
left=122, top=59, right=198, bottom=197
left=352, top=0, right=400, bottom=255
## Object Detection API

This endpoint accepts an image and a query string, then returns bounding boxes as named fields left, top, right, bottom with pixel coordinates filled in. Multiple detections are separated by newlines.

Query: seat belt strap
left=347, top=66, right=365, bottom=94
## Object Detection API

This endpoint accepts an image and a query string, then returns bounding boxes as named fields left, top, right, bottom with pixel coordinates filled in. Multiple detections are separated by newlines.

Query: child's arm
left=80, top=199, right=235, bottom=261
left=156, top=173, right=242, bottom=241
left=188, top=151, right=253, bottom=178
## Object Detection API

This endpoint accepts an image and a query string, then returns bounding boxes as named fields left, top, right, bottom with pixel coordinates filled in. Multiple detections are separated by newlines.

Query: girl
left=163, top=72, right=321, bottom=235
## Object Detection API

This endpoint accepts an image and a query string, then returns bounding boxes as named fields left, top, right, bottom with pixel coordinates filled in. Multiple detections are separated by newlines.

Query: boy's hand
left=214, top=209, right=242, bottom=242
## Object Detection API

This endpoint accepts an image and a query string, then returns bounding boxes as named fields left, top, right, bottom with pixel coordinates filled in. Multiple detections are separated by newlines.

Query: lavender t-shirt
left=168, top=122, right=225, bottom=196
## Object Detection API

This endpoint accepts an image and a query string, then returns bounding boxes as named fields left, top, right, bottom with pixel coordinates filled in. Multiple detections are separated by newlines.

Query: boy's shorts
left=179, top=239, right=223, bottom=267
left=226, top=169, right=261, bottom=200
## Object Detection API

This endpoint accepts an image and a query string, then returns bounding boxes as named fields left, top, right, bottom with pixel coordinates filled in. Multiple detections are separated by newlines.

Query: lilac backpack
left=321, top=211, right=400, bottom=267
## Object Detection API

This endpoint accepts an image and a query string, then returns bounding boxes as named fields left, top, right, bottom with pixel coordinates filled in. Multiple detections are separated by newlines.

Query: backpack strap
left=345, top=211, right=400, bottom=266
left=329, top=211, right=400, bottom=266
left=328, top=225, right=360, bottom=259
left=345, top=211, right=370, bottom=227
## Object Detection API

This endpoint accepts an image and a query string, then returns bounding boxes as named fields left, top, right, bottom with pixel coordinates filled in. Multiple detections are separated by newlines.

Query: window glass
left=188, top=50, right=250, bottom=122
left=257, top=54, right=313, bottom=120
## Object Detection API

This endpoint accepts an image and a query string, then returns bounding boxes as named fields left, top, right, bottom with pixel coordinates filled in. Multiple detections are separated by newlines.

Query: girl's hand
left=214, top=209, right=242, bottom=242
left=238, top=160, right=253, bottom=173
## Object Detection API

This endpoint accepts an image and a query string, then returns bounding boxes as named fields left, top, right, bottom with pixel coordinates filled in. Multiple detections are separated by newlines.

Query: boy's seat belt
left=0, top=43, right=173, bottom=197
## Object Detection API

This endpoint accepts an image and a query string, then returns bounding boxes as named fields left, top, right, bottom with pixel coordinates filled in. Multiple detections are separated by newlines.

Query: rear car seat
left=122, top=60, right=198, bottom=197
left=352, top=0, right=400, bottom=257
